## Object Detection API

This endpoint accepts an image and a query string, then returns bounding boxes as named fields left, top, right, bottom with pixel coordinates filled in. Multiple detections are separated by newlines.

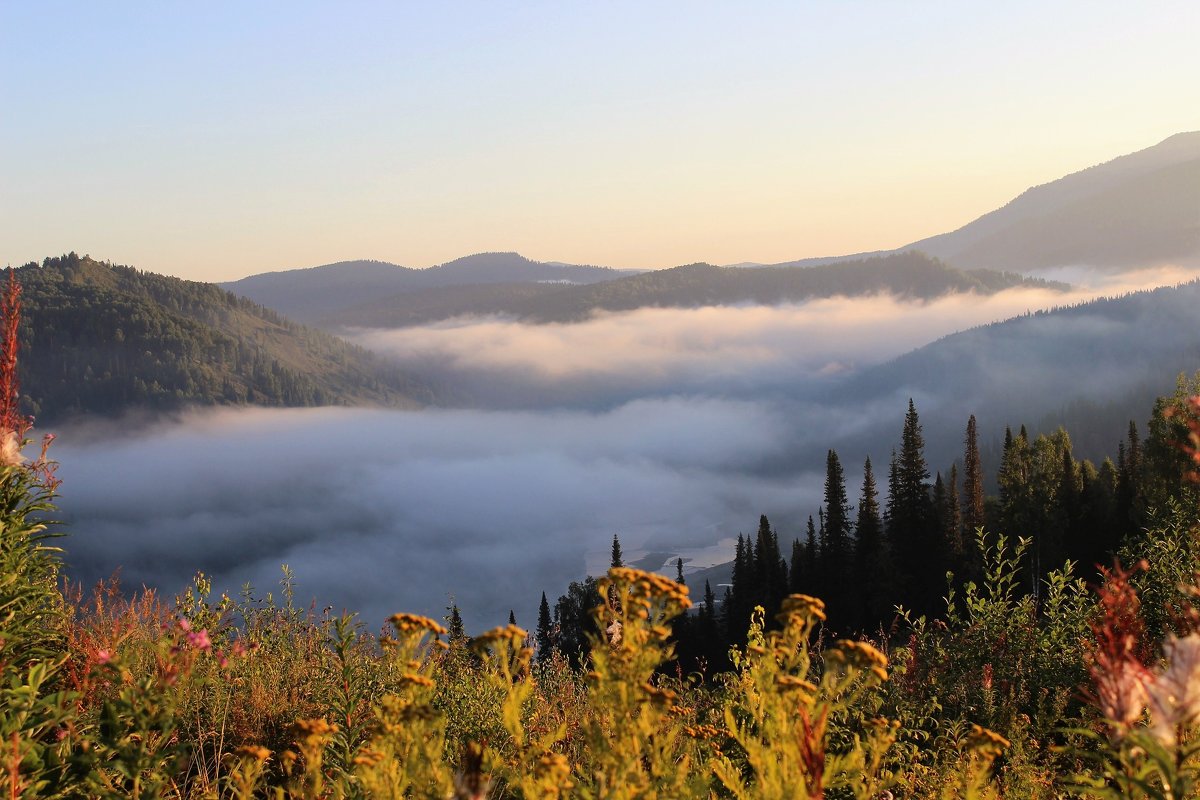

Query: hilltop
left=16, top=253, right=436, bottom=423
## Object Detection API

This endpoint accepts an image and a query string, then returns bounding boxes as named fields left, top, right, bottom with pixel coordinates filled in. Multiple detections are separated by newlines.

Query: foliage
left=15, top=253, right=434, bottom=422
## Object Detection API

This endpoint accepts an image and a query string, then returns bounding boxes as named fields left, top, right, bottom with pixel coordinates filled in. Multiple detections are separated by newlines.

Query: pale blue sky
left=3, top=2, right=1197, bottom=281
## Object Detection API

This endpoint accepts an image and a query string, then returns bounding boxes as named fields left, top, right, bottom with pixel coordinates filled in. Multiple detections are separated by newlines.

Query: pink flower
left=187, top=629, right=212, bottom=652
left=95, top=649, right=111, bottom=665
left=1147, top=634, right=1200, bottom=746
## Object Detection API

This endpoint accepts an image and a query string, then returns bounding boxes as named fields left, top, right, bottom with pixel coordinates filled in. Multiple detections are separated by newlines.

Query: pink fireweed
left=186, top=628, right=212, bottom=652
left=1087, top=561, right=1152, bottom=737
left=1146, top=633, right=1200, bottom=746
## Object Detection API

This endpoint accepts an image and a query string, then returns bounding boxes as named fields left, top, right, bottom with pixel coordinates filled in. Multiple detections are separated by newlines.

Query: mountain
left=823, top=278, right=1200, bottom=465
left=764, top=132, right=1200, bottom=273
left=319, top=251, right=1066, bottom=328
left=221, top=252, right=633, bottom=323
left=16, top=253, right=436, bottom=423
left=907, top=132, right=1200, bottom=271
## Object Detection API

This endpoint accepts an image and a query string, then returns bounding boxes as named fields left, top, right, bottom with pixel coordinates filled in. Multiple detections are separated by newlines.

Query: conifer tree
left=675, top=557, right=685, bottom=585
left=963, top=415, right=985, bottom=535
left=821, top=450, right=853, bottom=626
left=998, top=425, right=1033, bottom=545
left=803, top=515, right=819, bottom=599
left=789, top=537, right=805, bottom=594
left=726, top=534, right=749, bottom=642
left=752, top=515, right=787, bottom=624
left=854, top=457, right=884, bottom=627
left=946, top=464, right=963, bottom=564
left=886, top=400, right=935, bottom=613
left=610, top=534, right=624, bottom=569
left=447, top=603, right=466, bottom=644
left=536, top=591, right=554, bottom=661
left=1116, top=420, right=1143, bottom=537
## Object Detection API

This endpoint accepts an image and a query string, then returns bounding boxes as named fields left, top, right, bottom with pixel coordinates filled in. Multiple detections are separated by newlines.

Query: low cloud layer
left=51, top=265, right=1200, bottom=631
left=54, top=401, right=823, bottom=631
left=350, top=269, right=1200, bottom=410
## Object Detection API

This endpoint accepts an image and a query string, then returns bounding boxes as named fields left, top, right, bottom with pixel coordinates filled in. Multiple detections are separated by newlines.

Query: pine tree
left=508, top=609, right=517, bottom=626
left=962, top=415, right=985, bottom=535
left=886, top=399, right=935, bottom=613
left=536, top=591, right=554, bottom=661
left=804, top=515, right=819, bottom=599
left=946, top=463, right=963, bottom=568
left=752, top=515, right=787, bottom=624
left=821, top=450, right=853, bottom=627
left=610, top=534, right=624, bottom=569
left=789, top=537, right=805, bottom=594
left=675, top=557, right=686, bottom=585
left=1116, top=421, right=1143, bottom=537
left=854, top=457, right=884, bottom=627
left=447, top=603, right=466, bottom=644
left=726, top=534, right=749, bottom=642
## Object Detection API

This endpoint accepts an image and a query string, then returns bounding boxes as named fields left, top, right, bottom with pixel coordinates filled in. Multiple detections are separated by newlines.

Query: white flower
left=1147, top=633, right=1200, bottom=746
left=606, top=619, right=622, bottom=646
left=0, top=430, right=23, bottom=467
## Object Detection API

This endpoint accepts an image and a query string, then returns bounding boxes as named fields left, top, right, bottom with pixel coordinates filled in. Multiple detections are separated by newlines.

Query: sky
left=3, top=2, right=1198, bottom=282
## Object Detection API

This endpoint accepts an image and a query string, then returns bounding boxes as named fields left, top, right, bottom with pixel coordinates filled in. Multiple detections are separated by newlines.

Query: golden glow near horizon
left=2, top=3, right=1198, bottom=282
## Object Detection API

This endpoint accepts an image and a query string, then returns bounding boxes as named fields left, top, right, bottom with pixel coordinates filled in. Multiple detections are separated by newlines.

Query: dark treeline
left=536, top=373, right=1200, bottom=674
left=14, top=253, right=435, bottom=422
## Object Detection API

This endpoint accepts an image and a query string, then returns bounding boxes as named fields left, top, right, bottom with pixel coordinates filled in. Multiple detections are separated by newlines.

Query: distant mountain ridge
left=17, top=253, right=435, bottom=423
left=316, top=251, right=1065, bottom=328
left=222, top=252, right=634, bottom=323
left=767, top=132, right=1200, bottom=272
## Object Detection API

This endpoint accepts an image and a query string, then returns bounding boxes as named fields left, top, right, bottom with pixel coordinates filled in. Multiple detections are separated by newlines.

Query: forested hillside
left=825, top=279, right=1200, bottom=465
left=15, top=254, right=435, bottom=422
left=319, top=250, right=1062, bottom=328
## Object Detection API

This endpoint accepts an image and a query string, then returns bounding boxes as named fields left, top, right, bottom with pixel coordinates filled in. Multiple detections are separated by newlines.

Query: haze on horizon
left=3, top=2, right=1199, bottom=282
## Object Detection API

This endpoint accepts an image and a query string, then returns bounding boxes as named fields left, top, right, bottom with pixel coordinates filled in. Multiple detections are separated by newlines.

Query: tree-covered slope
left=16, top=253, right=435, bottom=423
left=321, top=250, right=1065, bottom=328
left=826, top=278, right=1200, bottom=463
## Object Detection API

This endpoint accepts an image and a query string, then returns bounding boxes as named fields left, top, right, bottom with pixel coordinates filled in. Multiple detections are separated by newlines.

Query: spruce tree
left=821, top=449, right=853, bottom=626
left=854, top=457, right=884, bottom=627
left=946, top=463, right=964, bottom=568
left=536, top=591, right=554, bottom=661
left=675, top=557, right=686, bottom=585
left=726, top=534, right=749, bottom=642
left=753, top=515, right=787, bottom=623
left=886, top=399, right=935, bottom=614
left=610, top=534, right=624, bottom=569
left=789, top=537, right=805, bottom=593
left=804, top=515, right=819, bottom=599
left=963, top=415, right=985, bottom=535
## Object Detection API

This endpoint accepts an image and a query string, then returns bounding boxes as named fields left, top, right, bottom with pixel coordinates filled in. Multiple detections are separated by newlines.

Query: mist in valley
left=51, top=263, right=1200, bottom=630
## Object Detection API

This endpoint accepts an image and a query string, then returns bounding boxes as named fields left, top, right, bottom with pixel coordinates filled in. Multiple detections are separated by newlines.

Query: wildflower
left=606, top=619, right=622, bottom=645
left=967, top=724, right=1010, bottom=757
left=95, top=649, right=111, bottom=665
left=388, top=612, right=449, bottom=636
left=775, top=675, right=818, bottom=694
left=236, top=745, right=272, bottom=762
left=398, top=672, right=436, bottom=688
left=1146, top=633, right=1200, bottom=746
left=1088, top=562, right=1152, bottom=737
left=0, top=429, right=22, bottom=467
left=187, top=628, right=212, bottom=652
